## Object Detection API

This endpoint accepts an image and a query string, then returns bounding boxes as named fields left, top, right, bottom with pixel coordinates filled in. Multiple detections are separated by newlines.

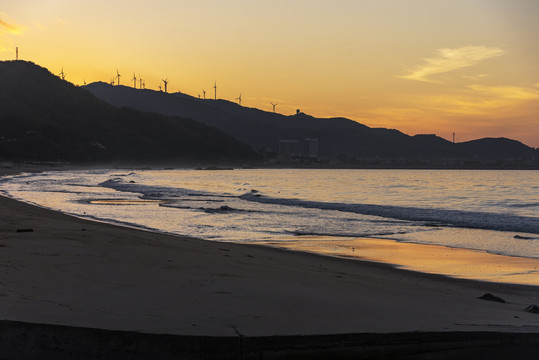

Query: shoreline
left=4, top=184, right=539, bottom=287
left=2, top=166, right=538, bottom=287
left=1, top=166, right=539, bottom=356
left=2, top=165, right=538, bottom=288
left=2, top=159, right=538, bottom=171
left=1, top=191, right=538, bottom=332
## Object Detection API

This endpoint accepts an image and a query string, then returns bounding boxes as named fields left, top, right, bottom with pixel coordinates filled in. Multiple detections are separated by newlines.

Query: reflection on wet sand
left=263, top=236, right=539, bottom=286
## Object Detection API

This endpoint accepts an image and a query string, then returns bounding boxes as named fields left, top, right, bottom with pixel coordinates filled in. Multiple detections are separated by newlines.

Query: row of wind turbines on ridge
left=58, top=67, right=280, bottom=112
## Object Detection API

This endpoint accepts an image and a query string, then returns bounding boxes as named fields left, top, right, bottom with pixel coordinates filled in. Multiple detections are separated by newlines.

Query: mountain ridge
left=0, top=61, right=257, bottom=163
left=0, top=60, right=535, bottom=167
left=83, top=81, right=537, bottom=161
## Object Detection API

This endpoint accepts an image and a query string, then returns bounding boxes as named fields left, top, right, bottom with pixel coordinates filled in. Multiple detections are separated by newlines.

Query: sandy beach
left=1, top=167, right=539, bottom=358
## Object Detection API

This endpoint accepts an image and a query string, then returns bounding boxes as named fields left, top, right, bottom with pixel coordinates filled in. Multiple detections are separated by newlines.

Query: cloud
left=461, top=74, right=489, bottom=81
left=400, top=46, right=505, bottom=82
left=469, top=85, right=539, bottom=100
left=0, top=14, right=24, bottom=53
left=0, top=15, right=23, bottom=35
left=391, top=84, right=539, bottom=119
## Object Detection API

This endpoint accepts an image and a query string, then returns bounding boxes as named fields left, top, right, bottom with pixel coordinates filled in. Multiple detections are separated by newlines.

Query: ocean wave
left=239, top=193, right=539, bottom=234
left=99, top=178, right=236, bottom=199
left=284, top=228, right=437, bottom=238
left=507, top=202, right=539, bottom=208
left=99, top=179, right=192, bottom=198
left=159, top=202, right=261, bottom=214
left=98, top=177, right=539, bottom=234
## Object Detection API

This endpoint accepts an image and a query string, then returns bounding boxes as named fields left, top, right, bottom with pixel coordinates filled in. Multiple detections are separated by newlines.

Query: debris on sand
left=478, top=293, right=506, bottom=303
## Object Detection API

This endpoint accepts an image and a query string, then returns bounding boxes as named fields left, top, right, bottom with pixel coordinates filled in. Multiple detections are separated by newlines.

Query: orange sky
left=1, top=0, right=538, bottom=147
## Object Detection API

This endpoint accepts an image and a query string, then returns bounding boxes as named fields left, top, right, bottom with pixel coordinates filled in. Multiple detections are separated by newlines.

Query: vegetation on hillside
left=0, top=61, right=257, bottom=163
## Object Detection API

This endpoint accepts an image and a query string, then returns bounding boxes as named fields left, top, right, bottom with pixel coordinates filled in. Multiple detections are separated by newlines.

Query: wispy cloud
left=0, top=14, right=23, bottom=35
left=461, top=73, right=489, bottom=81
left=400, top=46, right=505, bottom=82
left=469, top=85, right=539, bottom=100
left=0, top=14, right=24, bottom=53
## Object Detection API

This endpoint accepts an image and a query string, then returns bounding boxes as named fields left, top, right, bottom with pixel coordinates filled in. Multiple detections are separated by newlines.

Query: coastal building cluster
left=278, top=138, right=319, bottom=158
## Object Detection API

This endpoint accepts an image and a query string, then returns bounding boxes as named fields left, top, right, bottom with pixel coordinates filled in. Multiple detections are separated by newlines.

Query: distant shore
left=2, top=159, right=539, bottom=173
left=1, top=164, right=539, bottom=358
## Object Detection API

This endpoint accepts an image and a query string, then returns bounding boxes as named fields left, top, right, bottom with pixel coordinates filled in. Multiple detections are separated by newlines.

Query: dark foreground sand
left=1, top=167, right=539, bottom=358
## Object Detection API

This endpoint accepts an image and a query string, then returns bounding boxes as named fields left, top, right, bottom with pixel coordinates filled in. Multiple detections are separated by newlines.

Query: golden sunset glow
left=1, top=0, right=538, bottom=146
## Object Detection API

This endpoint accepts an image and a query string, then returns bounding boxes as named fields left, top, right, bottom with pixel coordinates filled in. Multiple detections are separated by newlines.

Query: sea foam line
left=99, top=178, right=539, bottom=234
left=239, top=193, right=539, bottom=234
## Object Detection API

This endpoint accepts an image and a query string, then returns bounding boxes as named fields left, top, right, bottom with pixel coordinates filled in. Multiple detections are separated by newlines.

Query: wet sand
left=265, top=236, right=539, bottom=286
left=1, top=165, right=539, bottom=357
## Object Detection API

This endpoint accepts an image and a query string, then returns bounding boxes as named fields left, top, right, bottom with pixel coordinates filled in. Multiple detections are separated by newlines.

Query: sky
left=1, top=0, right=538, bottom=147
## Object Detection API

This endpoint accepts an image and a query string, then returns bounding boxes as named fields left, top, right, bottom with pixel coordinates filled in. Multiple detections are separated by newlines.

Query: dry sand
left=1, top=166, right=538, bottom=357
left=1, top=193, right=538, bottom=336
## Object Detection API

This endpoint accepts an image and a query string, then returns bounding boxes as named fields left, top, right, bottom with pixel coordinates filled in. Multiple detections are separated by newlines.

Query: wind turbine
left=116, top=69, right=121, bottom=86
left=213, top=81, right=217, bottom=100
left=162, top=79, right=169, bottom=93
left=132, top=73, right=137, bottom=88
left=270, top=102, right=278, bottom=113
left=236, top=94, right=242, bottom=106
left=158, top=84, right=162, bottom=91
left=83, top=78, right=87, bottom=86
left=202, top=89, right=206, bottom=99
left=59, top=68, right=66, bottom=80
left=110, top=77, right=115, bottom=86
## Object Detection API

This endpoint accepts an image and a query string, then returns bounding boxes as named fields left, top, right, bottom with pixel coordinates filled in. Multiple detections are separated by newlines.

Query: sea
left=1, top=168, right=538, bottom=270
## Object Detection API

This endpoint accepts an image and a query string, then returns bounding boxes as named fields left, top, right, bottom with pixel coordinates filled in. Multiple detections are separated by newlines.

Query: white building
left=304, top=138, right=319, bottom=158
left=278, top=140, right=300, bottom=155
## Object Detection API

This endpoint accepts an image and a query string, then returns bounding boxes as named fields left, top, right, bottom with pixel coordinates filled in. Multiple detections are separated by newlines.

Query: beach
left=1, top=167, right=539, bottom=358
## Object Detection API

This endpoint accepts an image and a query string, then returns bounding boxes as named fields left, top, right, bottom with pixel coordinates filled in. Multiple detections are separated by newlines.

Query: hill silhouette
left=84, top=82, right=538, bottom=162
left=0, top=61, right=256, bottom=163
